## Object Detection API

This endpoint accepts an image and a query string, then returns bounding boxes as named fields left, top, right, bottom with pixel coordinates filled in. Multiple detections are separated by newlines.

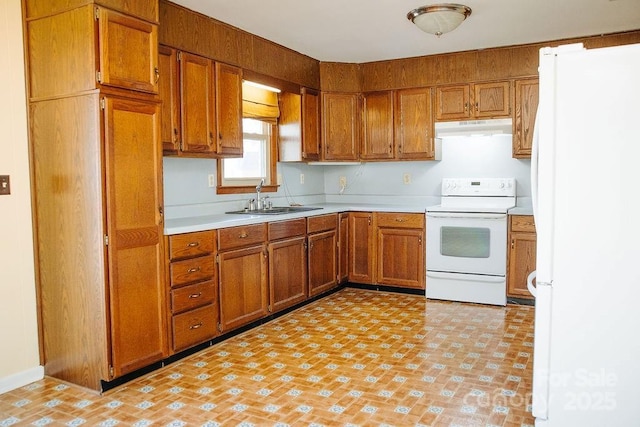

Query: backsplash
left=163, top=134, right=531, bottom=218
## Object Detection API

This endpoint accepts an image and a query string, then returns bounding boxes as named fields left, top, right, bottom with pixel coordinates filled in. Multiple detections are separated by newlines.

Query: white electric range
left=426, top=178, right=516, bottom=306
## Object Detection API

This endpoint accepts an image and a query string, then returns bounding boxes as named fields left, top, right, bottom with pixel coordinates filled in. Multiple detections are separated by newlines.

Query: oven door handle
left=426, top=212, right=507, bottom=220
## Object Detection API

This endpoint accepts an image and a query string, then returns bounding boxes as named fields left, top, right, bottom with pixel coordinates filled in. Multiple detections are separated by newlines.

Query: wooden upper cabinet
left=26, top=5, right=158, bottom=99
left=435, top=85, right=471, bottom=120
left=215, top=63, right=243, bottom=156
left=302, top=88, right=321, bottom=161
left=474, top=81, right=511, bottom=118
left=322, top=92, right=360, bottom=161
left=158, top=45, right=181, bottom=154
left=179, top=52, right=217, bottom=156
left=25, top=0, right=159, bottom=23
left=361, top=91, right=394, bottom=160
left=394, top=87, right=436, bottom=160
left=435, top=81, right=510, bottom=121
left=513, top=78, right=539, bottom=158
left=278, top=88, right=321, bottom=162
left=96, top=7, right=159, bottom=93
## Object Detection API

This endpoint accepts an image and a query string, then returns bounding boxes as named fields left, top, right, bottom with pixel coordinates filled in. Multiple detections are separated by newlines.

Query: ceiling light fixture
left=407, top=3, right=472, bottom=37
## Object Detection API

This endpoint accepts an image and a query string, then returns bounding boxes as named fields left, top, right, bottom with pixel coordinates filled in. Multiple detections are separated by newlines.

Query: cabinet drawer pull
left=187, top=267, right=201, bottom=273
left=395, top=218, right=406, bottom=222
left=189, top=322, right=203, bottom=330
left=239, top=232, right=248, bottom=238
left=188, top=292, right=202, bottom=299
left=187, top=241, right=200, bottom=247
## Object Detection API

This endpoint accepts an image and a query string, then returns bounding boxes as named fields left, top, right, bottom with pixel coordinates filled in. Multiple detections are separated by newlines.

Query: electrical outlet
left=300, top=173, right=305, bottom=184
left=277, top=173, right=283, bottom=185
left=403, top=173, right=411, bottom=185
left=208, top=174, right=215, bottom=188
left=339, top=176, right=347, bottom=188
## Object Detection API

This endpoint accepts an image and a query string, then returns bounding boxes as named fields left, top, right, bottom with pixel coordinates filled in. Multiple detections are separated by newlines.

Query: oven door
left=426, top=212, right=507, bottom=276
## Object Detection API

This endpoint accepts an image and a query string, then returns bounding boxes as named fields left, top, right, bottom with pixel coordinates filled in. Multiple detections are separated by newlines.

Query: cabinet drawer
left=307, top=213, right=337, bottom=234
left=172, top=304, right=217, bottom=352
left=376, top=212, right=425, bottom=229
left=170, top=255, right=216, bottom=287
left=168, top=230, right=216, bottom=260
left=171, top=280, right=216, bottom=314
left=269, top=218, right=306, bottom=241
left=511, top=215, right=536, bottom=233
left=218, top=223, right=267, bottom=251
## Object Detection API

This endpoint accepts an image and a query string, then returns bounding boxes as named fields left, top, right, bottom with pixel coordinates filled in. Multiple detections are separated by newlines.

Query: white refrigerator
left=529, top=42, right=640, bottom=426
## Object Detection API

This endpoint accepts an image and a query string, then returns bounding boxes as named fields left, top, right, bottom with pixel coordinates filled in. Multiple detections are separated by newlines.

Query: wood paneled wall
left=159, top=0, right=320, bottom=89
left=360, top=31, right=640, bottom=92
left=160, top=0, right=640, bottom=93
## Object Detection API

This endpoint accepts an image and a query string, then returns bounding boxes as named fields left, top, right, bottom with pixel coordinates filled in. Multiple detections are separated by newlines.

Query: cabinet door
left=435, top=85, right=471, bottom=121
left=103, top=96, right=167, bottom=378
left=96, top=7, right=158, bottom=93
left=395, top=87, right=435, bottom=160
left=180, top=52, right=216, bottom=156
left=377, top=228, right=425, bottom=289
left=158, top=45, right=180, bottom=154
left=474, top=81, right=511, bottom=118
left=308, top=230, right=338, bottom=297
left=513, top=78, right=539, bottom=158
left=302, top=88, right=321, bottom=161
left=361, top=91, right=394, bottom=160
left=269, top=236, right=308, bottom=313
left=508, top=232, right=537, bottom=298
left=219, top=245, right=269, bottom=332
left=348, top=212, right=376, bottom=284
left=216, top=62, right=243, bottom=156
left=322, top=92, right=359, bottom=161
left=338, top=212, right=349, bottom=284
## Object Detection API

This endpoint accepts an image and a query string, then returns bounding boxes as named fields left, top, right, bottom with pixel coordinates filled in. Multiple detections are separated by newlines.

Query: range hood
left=435, top=118, right=513, bottom=137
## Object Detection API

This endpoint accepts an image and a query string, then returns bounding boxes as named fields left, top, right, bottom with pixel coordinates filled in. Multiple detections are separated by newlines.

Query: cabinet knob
left=187, top=242, right=200, bottom=247
left=188, top=292, right=202, bottom=299
left=187, top=266, right=201, bottom=273
left=189, top=322, right=203, bottom=330
left=239, top=232, right=248, bottom=238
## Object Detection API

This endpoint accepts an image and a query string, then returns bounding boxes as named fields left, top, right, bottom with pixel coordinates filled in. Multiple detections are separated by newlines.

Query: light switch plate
left=0, top=175, right=10, bottom=195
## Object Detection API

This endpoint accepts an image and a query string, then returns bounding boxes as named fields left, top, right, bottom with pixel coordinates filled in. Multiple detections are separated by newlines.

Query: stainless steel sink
left=225, top=206, right=323, bottom=215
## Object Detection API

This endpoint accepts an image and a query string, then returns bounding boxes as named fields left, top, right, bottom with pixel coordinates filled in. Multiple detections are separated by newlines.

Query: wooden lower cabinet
left=348, top=212, right=376, bottom=284
left=218, top=223, right=269, bottom=332
left=376, top=213, right=425, bottom=289
left=166, top=230, right=218, bottom=353
left=307, top=214, right=338, bottom=296
left=507, top=215, right=537, bottom=299
left=268, top=218, right=308, bottom=313
left=338, top=213, right=349, bottom=283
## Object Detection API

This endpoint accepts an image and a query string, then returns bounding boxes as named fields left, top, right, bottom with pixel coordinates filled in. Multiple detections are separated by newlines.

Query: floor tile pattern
left=0, top=289, right=535, bottom=426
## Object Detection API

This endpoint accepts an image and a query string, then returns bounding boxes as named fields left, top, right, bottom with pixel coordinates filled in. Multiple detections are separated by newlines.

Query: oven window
left=440, top=226, right=490, bottom=258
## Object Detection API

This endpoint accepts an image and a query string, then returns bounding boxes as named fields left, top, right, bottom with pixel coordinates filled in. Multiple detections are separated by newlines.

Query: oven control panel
left=442, top=178, right=516, bottom=197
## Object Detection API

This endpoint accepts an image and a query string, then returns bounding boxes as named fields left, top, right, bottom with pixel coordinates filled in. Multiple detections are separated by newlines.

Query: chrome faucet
left=256, top=178, right=265, bottom=209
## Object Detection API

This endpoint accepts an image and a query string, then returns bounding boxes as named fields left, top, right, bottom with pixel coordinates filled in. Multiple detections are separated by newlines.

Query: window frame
left=216, top=120, right=279, bottom=195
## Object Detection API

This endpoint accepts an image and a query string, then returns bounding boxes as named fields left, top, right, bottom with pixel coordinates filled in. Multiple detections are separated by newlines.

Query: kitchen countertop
left=508, top=206, right=534, bottom=216
left=164, top=203, right=431, bottom=235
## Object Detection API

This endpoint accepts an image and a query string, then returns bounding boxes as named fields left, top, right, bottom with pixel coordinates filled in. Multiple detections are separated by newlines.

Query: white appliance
left=528, top=42, right=640, bottom=426
left=426, top=178, right=516, bottom=306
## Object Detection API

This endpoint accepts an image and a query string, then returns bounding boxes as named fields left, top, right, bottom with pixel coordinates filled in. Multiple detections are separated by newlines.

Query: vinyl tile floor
left=0, top=288, right=535, bottom=426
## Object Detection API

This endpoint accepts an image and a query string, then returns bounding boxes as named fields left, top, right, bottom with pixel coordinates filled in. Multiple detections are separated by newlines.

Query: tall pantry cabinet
left=24, top=0, right=167, bottom=391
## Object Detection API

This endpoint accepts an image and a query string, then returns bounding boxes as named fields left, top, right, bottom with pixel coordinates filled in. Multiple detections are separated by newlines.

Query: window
left=221, top=118, right=272, bottom=187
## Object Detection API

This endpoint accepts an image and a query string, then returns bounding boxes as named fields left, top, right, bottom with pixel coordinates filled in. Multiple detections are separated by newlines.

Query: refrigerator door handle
left=527, top=270, right=537, bottom=297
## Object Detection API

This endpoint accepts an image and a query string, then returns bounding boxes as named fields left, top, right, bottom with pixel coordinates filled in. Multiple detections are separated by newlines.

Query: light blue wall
left=323, top=135, right=531, bottom=199
left=163, top=134, right=531, bottom=217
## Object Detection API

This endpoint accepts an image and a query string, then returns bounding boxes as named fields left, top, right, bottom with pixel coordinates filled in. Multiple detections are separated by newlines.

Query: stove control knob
left=500, top=182, right=505, bottom=189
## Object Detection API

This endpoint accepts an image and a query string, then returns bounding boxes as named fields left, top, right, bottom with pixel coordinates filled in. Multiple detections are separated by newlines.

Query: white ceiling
left=170, top=0, right=640, bottom=63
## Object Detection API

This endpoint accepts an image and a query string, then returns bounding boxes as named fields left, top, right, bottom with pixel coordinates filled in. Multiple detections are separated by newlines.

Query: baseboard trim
left=0, top=366, right=44, bottom=395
